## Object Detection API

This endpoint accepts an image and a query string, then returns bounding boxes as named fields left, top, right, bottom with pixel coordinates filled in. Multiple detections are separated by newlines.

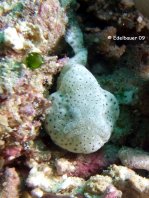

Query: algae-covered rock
left=0, top=56, right=64, bottom=163
left=0, top=0, right=67, bottom=57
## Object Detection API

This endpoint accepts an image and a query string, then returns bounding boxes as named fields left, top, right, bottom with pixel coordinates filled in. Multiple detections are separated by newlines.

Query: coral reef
left=26, top=162, right=149, bottom=197
left=0, top=167, right=21, bottom=198
left=83, top=165, right=149, bottom=198
left=25, top=144, right=119, bottom=197
left=0, top=0, right=149, bottom=197
left=0, top=0, right=68, bottom=165
left=118, top=147, right=149, bottom=171
left=84, top=0, right=149, bottom=32
left=80, top=0, right=149, bottom=68
left=26, top=163, right=85, bottom=197
left=85, top=26, right=126, bottom=60
left=84, top=175, right=122, bottom=198
left=0, top=56, right=65, bottom=163
left=0, top=0, right=67, bottom=57
left=55, top=145, right=119, bottom=178
left=106, top=165, right=149, bottom=198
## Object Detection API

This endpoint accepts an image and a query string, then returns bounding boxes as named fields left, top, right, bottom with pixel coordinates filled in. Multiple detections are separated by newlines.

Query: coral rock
left=0, top=167, right=20, bottom=198
left=118, top=147, right=149, bottom=171
left=0, top=56, right=64, bottom=163
left=26, top=163, right=85, bottom=197
left=102, top=185, right=122, bottom=198
left=107, top=165, right=149, bottom=198
left=0, top=0, right=67, bottom=58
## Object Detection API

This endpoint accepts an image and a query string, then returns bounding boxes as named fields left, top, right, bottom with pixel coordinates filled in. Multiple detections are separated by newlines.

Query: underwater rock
left=121, top=0, right=135, bottom=8
left=0, top=56, right=64, bottom=164
left=90, top=0, right=147, bottom=29
left=102, top=185, right=122, bottom=198
left=119, top=147, right=149, bottom=171
left=84, top=175, right=122, bottom=198
left=134, top=0, right=149, bottom=18
left=55, top=145, right=119, bottom=178
left=26, top=163, right=85, bottom=197
left=82, top=164, right=149, bottom=197
left=24, top=140, right=52, bottom=164
left=31, top=163, right=149, bottom=197
left=106, top=165, right=149, bottom=198
left=45, top=63, right=119, bottom=153
left=55, top=157, right=76, bottom=176
left=0, top=0, right=67, bottom=57
left=84, top=175, right=112, bottom=195
left=85, top=27, right=126, bottom=60
left=26, top=144, right=119, bottom=197
left=0, top=167, right=20, bottom=198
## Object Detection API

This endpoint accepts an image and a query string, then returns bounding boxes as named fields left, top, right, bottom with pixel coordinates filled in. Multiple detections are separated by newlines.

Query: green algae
left=25, top=52, right=44, bottom=69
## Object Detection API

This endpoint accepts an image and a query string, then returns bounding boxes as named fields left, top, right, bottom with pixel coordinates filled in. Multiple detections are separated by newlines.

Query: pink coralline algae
left=73, top=145, right=119, bottom=178
left=3, top=146, right=23, bottom=162
left=73, top=151, right=110, bottom=178
left=102, top=185, right=122, bottom=198
left=56, top=145, right=119, bottom=178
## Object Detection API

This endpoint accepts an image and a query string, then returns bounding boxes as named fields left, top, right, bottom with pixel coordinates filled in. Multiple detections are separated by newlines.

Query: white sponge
left=45, top=64, right=119, bottom=153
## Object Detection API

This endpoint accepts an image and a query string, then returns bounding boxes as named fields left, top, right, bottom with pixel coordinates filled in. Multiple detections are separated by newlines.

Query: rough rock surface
left=0, top=0, right=67, bottom=58
left=0, top=167, right=20, bottom=198
left=119, top=147, right=149, bottom=171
